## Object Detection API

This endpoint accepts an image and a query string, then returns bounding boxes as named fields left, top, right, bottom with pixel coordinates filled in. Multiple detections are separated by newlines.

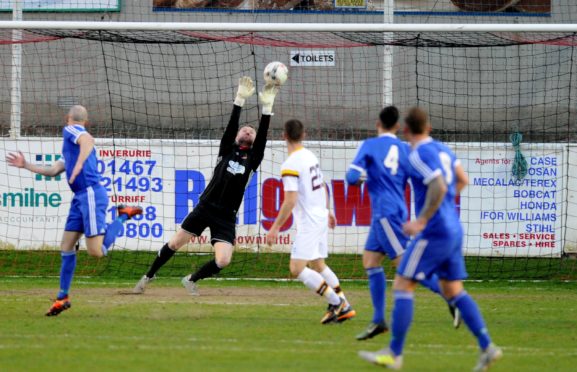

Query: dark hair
left=379, top=106, right=399, bottom=129
left=404, top=106, right=429, bottom=135
left=284, top=119, right=304, bottom=142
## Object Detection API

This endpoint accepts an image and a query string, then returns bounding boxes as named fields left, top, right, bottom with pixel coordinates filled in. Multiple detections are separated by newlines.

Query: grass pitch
left=1, top=278, right=576, bottom=371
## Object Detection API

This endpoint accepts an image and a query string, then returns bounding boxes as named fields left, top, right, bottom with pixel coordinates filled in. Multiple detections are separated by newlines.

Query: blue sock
left=389, top=290, right=414, bottom=356
left=450, top=291, right=492, bottom=350
left=102, top=214, right=128, bottom=255
left=420, top=273, right=441, bottom=295
left=367, top=267, right=386, bottom=324
left=57, top=251, right=77, bottom=300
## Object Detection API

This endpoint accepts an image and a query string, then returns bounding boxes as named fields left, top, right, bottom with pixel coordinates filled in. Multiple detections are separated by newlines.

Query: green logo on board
left=35, top=154, right=62, bottom=181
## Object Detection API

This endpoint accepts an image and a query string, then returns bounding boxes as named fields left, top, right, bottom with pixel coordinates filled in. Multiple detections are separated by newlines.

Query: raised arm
left=250, top=114, right=271, bottom=169
left=6, top=151, right=65, bottom=177
left=219, top=77, right=255, bottom=156
left=251, top=84, right=279, bottom=169
left=219, top=105, right=242, bottom=156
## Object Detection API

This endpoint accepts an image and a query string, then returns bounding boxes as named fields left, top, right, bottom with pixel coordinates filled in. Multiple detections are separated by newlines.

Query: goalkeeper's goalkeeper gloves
left=234, top=76, right=256, bottom=107
left=259, top=84, right=280, bottom=116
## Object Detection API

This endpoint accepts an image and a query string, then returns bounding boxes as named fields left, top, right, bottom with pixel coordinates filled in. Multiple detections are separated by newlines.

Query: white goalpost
left=0, top=21, right=575, bottom=32
left=9, top=0, right=23, bottom=139
left=0, top=20, right=575, bottom=278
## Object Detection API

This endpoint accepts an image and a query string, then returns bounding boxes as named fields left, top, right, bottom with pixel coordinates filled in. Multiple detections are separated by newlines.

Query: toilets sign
left=290, top=51, right=335, bottom=67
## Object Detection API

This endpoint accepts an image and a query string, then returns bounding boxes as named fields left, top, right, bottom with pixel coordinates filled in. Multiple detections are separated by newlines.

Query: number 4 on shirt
left=383, top=145, right=399, bottom=176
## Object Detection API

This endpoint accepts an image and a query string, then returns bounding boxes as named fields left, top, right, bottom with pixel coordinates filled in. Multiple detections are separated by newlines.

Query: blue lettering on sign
left=527, top=167, right=557, bottom=177
left=529, top=157, right=557, bottom=166
left=174, top=170, right=205, bottom=223
left=507, top=212, right=556, bottom=222
left=174, top=170, right=259, bottom=225
left=525, top=224, right=554, bottom=233
left=480, top=211, right=505, bottom=220
left=473, top=178, right=557, bottom=188
left=513, top=190, right=556, bottom=199
left=519, top=201, right=557, bottom=210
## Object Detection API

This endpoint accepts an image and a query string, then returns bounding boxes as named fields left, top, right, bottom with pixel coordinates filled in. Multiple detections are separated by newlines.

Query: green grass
left=2, top=250, right=577, bottom=280
left=1, top=278, right=576, bottom=371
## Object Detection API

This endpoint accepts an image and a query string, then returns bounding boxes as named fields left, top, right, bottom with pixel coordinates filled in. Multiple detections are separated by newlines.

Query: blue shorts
left=64, top=185, right=109, bottom=238
left=397, top=233, right=468, bottom=281
left=365, top=216, right=408, bottom=260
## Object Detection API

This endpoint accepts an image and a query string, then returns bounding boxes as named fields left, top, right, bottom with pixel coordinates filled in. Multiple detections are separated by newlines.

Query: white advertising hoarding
left=0, top=138, right=570, bottom=257
left=457, top=143, right=565, bottom=257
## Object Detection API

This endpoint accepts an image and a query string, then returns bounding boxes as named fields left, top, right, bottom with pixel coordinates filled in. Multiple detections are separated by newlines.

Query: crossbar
left=0, top=21, right=574, bottom=33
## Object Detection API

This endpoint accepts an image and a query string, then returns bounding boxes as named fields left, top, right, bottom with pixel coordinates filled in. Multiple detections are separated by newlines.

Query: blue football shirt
left=61, top=124, right=101, bottom=193
left=408, top=137, right=461, bottom=238
left=347, top=133, right=410, bottom=220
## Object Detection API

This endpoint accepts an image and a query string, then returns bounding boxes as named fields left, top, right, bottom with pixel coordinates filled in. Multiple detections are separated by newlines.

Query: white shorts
left=290, top=224, right=328, bottom=261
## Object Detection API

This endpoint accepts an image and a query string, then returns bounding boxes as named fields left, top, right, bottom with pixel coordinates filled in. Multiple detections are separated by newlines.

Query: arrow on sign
left=291, top=53, right=300, bottom=64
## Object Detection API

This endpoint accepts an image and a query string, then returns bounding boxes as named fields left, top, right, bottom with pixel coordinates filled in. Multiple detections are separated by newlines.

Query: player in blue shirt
left=347, top=106, right=454, bottom=341
left=359, top=107, right=502, bottom=371
left=6, top=105, right=142, bottom=316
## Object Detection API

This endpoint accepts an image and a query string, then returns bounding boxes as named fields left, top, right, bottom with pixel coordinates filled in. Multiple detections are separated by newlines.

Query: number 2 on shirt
left=383, top=145, right=399, bottom=176
left=310, top=164, right=323, bottom=191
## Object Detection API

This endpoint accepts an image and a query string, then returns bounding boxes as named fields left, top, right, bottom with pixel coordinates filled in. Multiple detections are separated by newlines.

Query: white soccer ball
left=263, top=61, right=288, bottom=86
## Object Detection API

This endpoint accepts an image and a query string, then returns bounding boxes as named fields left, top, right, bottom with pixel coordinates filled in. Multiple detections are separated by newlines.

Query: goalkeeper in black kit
left=133, top=77, right=280, bottom=295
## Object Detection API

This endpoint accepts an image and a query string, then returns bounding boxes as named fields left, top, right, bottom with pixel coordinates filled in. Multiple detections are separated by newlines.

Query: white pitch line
left=1, top=276, right=576, bottom=284
left=84, top=299, right=308, bottom=307
left=2, top=335, right=576, bottom=357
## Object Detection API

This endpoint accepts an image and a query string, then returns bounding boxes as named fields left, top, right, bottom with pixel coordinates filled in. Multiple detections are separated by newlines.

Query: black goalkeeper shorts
left=180, top=202, right=236, bottom=246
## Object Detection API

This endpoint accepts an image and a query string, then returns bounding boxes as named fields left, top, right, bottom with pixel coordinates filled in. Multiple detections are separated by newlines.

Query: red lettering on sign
left=99, top=149, right=152, bottom=158
left=110, top=195, right=146, bottom=203
left=332, top=180, right=371, bottom=226
left=261, top=178, right=292, bottom=232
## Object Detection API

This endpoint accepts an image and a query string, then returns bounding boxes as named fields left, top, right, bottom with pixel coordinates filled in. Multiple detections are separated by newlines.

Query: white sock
left=298, top=267, right=340, bottom=305
left=320, top=266, right=340, bottom=288
left=320, top=266, right=348, bottom=303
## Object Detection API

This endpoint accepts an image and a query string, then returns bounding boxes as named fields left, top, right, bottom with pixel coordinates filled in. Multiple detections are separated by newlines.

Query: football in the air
left=263, top=61, right=288, bottom=86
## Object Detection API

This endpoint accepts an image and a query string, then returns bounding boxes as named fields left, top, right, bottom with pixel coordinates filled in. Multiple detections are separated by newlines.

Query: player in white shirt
left=266, top=119, right=356, bottom=324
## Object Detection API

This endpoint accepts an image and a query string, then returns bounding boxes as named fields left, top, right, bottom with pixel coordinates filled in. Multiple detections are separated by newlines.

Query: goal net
left=0, top=23, right=575, bottom=280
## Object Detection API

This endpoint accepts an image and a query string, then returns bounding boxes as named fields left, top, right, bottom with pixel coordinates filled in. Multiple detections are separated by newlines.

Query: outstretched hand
left=6, top=151, right=26, bottom=169
left=259, top=84, right=280, bottom=115
left=234, top=76, right=255, bottom=107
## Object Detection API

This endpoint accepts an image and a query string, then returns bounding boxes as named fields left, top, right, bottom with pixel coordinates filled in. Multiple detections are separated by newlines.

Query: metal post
left=10, top=0, right=23, bottom=139
left=383, top=0, right=394, bottom=107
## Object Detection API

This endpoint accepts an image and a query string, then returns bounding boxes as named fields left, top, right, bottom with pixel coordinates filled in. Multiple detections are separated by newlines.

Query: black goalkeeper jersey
left=198, top=104, right=270, bottom=218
